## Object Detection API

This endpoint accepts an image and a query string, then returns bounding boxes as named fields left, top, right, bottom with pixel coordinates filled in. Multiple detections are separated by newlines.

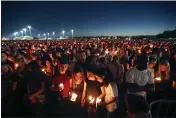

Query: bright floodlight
left=13, top=32, right=17, bottom=36
left=28, top=26, right=31, bottom=29
left=48, top=33, right=49, bottom=35
left=23, top=28, right=26, bottom=31
left=71, top=30, right=73, bottom=32
left=44, top=33, right=46, bottom=36
left=62, top=31, right=65, bottom=34
left=20, top=30, right=23, bottom=33
left=53, top=32, right=55, bottom=35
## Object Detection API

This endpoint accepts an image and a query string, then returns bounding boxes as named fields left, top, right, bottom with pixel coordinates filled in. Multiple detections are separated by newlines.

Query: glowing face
left=160, top=65, right=168, bottom=72
left=75, top=72, right=84, bottom=82
left=87, top=72, right=95, bottom=80
left=59, top=64, right=68, bottom=74
left=2, top=53, right=7, bottom=62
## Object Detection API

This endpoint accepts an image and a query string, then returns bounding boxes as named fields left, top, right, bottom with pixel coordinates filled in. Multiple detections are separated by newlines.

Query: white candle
left=105, top=50, right=109, bottom=54
left=59, top=83, right=64, bottom=87
left=42, top=68, right=45, bottom=72
left=96, top=98, right=102, bottom=109
left=70, top=93, right=78, bottom=102
left=15, top=64, right=19, bottom=68
left=89, top=96, right=95, bottom=104
left=59, top=83, right=64, bottom=91
left=155, top=77, right=161, bottom=81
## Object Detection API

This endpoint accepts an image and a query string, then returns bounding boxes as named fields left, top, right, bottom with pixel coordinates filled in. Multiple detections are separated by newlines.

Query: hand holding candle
left=96, top=98, right=102, bottom=109
left=89, top=96, right=95, bottom=104
left=70, top=92, right=78, bottom=102
left=59, top=83, right=64, bottom=91
left=155, top=77, right=161, bottom=81
left=15, top=63, right=19, bottom=68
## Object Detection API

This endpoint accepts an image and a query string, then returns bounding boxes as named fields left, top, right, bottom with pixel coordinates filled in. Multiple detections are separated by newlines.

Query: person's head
left=125, top=94, right=151, bottom=118
left=58, top=56, right=69, bottom=74
left=148, top=56, right=157, bottom=68
left=112, top=56, right=120, bottom=64
left=45, top=58, right=53, bottom=68
left=27, top=60, right=41, bottom=72
left=86, top=49, right=91, bottom=56
left=159, top=60, right=170, bottom=72
left=136, top=54, right=149, bottom=70
left=2, top=52, right=8, bottom=62
left=98, top=57, right=108, bottom=68
left=35, top=57, right=42, bottom=66
left=93, top=68, right=106, bottom=82
left=31, top=53, right=37, bottom=60
left=91, top=55, right=98, bottom=64
left=72, top=65, right=84, bottom=83
left=79, top=51, right=86, bottom=63
left=86, top=66, right=96, bottom=80
left=2, top=64, right=13, bottom=76
left=56, top=51, right=61, bottom=57
left=15, top=58, right=26, bottom=72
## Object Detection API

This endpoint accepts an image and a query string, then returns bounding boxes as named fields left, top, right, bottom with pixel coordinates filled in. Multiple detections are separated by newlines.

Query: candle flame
left=155, top=77, right=161, bottom=81
left=59, top=83, right=64, bottom=87
left=70, top=93, right=78, bottom=102
left=42, top=68, right=45, bottom=72
left=105, top=50, right=109, bottom=54
left=96, top=98, right=102, bottom=103
left=15, top=64, right=19, bottom=68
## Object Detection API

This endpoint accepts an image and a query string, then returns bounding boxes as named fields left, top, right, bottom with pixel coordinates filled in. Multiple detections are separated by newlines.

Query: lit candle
left=155, top=77, right=161, bottom=81
left=59, top=83, right=64, bottom=91
left=15, top=64, right=19, bottom=68
left=105, top=50, right=109, bottom=54
left=42, top=68, right=45, bottom=72
left=59, top=83, right=64, bottom=87
left=96, top=98, right=102, bottom=109
left=89, top=96, right=95, bottom=104
left=70, top=93, right=78, bottom=102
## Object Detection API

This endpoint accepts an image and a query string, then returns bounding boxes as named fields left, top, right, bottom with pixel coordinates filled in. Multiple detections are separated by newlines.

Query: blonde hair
left=156, top=60, right=170, bottom=80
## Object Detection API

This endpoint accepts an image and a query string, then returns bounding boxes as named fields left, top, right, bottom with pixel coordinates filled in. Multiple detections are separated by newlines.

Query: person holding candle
left=52, top=56, right=71, bottom=99
left=81, top=66, right=105, bottom=117
left=155, top=60, right=176, bottom=91
left=97, top=69, right=118, bottom=118
left=70, top=65, right=85, bottom=103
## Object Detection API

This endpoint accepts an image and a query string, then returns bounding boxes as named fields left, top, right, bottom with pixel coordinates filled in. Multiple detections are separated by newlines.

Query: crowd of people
left=1, top=39, right=176, bottom=118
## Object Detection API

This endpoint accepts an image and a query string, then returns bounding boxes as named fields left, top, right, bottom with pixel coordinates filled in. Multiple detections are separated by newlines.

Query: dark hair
left=73, top=65, right=83, bottom=73
left=126, top=94, right=150, bottom=114
left=149, top=56, right=157, bottom=64
left=27, top=60, right=41, bottom=72
left=93, top=68, right=106, bottom=77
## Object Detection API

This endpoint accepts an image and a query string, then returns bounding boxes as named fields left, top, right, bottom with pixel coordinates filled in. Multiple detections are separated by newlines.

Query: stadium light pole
left=23, top=29, right=27, bottom=36
left=13, top=32, right=17, bottom=37
left=44, top=33, right=46, bottom=39
left=16, top=32, right=19, bottom=37
left=20, top=30, right=23, bottom=36
left=71, top=30, right=74, bottom=39
left=53, top=32, right=55, bottom=39
left=27, top=26, right=32, bottom=36
left=47, top=33, right=49, bottom=40
left=62, top=30, right=65, bottom=39
left=38, top=34, right=40, bottom=39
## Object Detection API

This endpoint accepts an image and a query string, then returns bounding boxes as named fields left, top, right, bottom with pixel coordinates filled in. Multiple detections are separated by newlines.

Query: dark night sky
left=1, top=1, right=176, bottom=37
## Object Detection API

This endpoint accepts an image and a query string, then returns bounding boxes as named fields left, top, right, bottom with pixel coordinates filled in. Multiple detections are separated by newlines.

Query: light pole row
left=13, top=25, right=32, bottom=37
left=38, top=30, right=74, bottom=39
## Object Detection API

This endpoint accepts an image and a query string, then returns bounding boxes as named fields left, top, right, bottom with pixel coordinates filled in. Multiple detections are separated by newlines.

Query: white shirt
left=125, top=66, right=154, bottom=97
left=105, top=82, right=118, bottom=112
